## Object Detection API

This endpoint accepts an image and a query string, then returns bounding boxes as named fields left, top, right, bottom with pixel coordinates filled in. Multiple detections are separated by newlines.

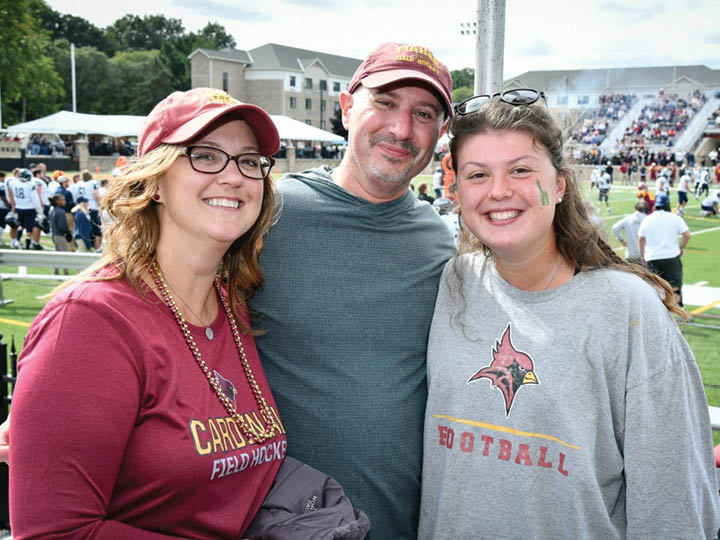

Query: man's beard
left=365, top=134, right=422, bottom=184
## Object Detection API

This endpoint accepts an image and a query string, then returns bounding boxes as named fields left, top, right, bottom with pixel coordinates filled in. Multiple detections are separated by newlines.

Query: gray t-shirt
left=251, top=167, right=455, bottom=539
left=420, top=254, right=719, bottom=539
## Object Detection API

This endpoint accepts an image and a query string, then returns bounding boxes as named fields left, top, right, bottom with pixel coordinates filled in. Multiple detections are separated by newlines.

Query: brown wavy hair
left=448, top=99, right=685, bottom=319
left=51, top=139, right=277, bottom=332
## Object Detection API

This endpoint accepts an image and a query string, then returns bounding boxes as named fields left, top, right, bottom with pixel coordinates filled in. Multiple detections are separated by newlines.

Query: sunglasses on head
left=454, top=89, right=547, bottom=116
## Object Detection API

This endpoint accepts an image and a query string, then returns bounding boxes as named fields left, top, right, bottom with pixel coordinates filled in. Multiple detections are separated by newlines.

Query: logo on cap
left=395, top=44, right=442, bottom=76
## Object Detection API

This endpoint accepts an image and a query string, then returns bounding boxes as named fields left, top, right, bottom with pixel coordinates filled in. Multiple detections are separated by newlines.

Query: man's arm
left=7, top=184, right=15, bottom=212
left=679, top=230, right=691, bottom=256
left=638, top=235, right=646, bottom=259
left=611, top=218, right=626, bottom=245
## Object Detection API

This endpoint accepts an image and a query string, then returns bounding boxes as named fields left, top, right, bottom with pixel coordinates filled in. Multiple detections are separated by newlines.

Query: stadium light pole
left=71, top=43, right=77, bottom=113
left=460, top=0, right=506, bottom=95
left=475, top=0, right=506, bottom=95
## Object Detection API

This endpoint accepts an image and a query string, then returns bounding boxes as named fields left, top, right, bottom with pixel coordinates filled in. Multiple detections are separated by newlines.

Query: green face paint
left=536, top=180, right=549, bottom=206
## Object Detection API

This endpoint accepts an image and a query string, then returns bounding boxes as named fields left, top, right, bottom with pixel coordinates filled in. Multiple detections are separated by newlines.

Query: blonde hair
left=52, top=142, right=277, bottom=332
left=448, top=100, right=685, bottom=319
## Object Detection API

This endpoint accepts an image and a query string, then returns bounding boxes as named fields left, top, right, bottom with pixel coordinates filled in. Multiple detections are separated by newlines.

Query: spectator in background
left=441, top=152, right=455, bottom=200
left=708, top=148, right=717, bottom=166
left=55, top=176, right=75, bottom=251
left=432, top=166, right=443, bottom=198
left=79, top=170, right=103, bottom=249
left=417, top=183, right=435, bottom=205
left=72, top=196, right=93, bottom=252
left=48, top=194, right=71, bottom=275
left=612, top=201, right=648, bottom=263
left=638, top=192, right=691, bottom=306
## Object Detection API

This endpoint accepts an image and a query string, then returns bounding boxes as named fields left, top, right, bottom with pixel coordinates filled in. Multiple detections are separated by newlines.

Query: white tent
left=269, top=115, right=345, bottom=144
left=2, top=111, right=145, bottom=137
left=3, top=110, right=345, bottom=144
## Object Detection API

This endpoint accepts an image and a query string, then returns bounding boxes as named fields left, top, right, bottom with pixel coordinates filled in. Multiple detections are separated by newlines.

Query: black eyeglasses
left=182, top=146, right=275, bottom=179
left=454, top=89, right=547, bottom=115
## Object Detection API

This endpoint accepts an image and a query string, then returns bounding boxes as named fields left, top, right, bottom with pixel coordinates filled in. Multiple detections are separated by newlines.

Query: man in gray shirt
left=251, top=42, right=456, bottom=539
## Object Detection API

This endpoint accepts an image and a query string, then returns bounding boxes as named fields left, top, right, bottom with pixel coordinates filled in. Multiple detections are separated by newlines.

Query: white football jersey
left=7, top=177, right=38, bottom=210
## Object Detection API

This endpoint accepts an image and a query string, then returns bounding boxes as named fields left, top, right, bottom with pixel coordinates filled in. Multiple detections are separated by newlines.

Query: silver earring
left=557, top=197, right=562, bottom=203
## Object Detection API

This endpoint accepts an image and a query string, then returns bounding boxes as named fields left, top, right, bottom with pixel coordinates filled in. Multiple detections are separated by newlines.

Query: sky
left=44, top=0, right=720, bottom=80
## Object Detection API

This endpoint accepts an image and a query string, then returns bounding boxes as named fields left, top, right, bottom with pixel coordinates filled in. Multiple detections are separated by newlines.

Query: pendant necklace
left=160, top=269, right=215, bottom=341
left=543, top=254, right=563, bottom=291
left=149, top=261, right=276, bottom=444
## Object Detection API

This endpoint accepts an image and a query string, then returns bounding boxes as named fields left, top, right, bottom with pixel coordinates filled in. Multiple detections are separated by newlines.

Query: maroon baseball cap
left=138, top=88, right=280, bottom=157
left=348, top=42, right=453, bottom=117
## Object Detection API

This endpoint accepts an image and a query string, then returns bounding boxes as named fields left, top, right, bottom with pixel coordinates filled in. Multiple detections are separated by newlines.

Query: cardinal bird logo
left=467, top=323, right=538, bottom=416
left=214, top=370, right=238, bottom=407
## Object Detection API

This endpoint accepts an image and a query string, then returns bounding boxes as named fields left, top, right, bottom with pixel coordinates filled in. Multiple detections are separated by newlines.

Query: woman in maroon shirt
left=9, top=88, right=288, bottom=539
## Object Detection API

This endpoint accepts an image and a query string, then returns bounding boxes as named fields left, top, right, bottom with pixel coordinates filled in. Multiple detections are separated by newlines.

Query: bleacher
left=619, top=90, right=707, bottom=149
left=570, top=93, right=637, bottom=146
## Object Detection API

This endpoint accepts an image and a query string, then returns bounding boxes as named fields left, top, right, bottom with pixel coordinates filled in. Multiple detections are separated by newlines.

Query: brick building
left=189, top=43, right=362, bottom=131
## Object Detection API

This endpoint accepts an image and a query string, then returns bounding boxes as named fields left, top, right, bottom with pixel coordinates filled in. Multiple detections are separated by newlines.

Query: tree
left=159, top=22, right=238, bottom=91
left=452, top=86, right=474, bottom=104
left=0, top=0, right=64, bottom=125
left=330, top=106, right=347, bottom=139
left=106, top=14, right=185, bottom=52
left=131, top=54, right=175, bottom=115
left=34, top=2, right=115, bottom=56
left=195, top=22, right=235, bottom=49
left=106, top=50, right=174, bottom=115
left=451, top=68, right=474, bottom=90
left=47, top=39, right=111, bottom=114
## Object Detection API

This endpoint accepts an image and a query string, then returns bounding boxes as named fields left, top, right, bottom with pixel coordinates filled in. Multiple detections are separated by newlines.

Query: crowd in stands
left=570, top=93, right=636, bottom=145
left=26, top=135, right=73, bottom=157
left=619, top=90, right=707, bottom=149
left=88, top=137, right=134, bottom=156
left=707, top=102, right=720, bottom=128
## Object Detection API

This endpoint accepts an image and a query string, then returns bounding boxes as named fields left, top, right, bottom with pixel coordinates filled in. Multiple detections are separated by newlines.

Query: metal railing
left=0, top=249, right=100, bottom=305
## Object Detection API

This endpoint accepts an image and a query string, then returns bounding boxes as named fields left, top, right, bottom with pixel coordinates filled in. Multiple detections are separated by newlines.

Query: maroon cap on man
left=138, top=88, right=280, bottom=157
left=348, top=42, right=453, bottom=117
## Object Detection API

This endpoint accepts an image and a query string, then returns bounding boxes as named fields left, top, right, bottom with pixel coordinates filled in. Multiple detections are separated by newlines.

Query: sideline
left=689, top=299, right=720, bottom=316
left=0, top=316, right=31, bottom=328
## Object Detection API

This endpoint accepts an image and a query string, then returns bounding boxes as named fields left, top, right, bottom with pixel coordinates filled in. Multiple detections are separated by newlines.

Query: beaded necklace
left=149, top=261, right=276, bottom=444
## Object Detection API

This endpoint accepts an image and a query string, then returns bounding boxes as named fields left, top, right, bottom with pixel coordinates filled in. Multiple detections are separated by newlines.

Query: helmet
left=655, top=193, right=670, bottom=208
left=5, top=211, right=19, bottom=229
left=35, top=212, right=50, bottom=234
left=17, top=168, right=33, bottom=181
left=637, top=182, right=647, bottom=190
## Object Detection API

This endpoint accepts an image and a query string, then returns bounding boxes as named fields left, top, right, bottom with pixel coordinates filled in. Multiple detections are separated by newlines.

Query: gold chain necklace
left=149, top=261, right=276, bottom=444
